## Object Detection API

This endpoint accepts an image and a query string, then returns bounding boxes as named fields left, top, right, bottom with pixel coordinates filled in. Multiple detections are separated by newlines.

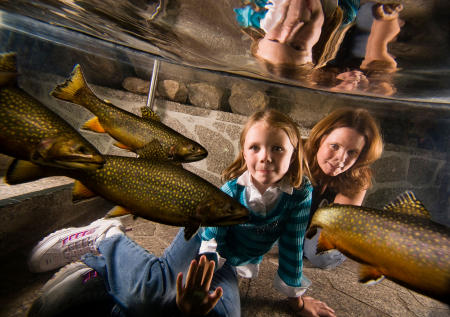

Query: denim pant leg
left=208, top=262, right=241, bottom=317
left=83, top=228, right=201, bottom=317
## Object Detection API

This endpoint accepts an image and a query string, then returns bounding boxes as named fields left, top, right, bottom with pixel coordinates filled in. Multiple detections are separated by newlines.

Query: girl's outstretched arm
left=176, top=255, right=223, bottom=316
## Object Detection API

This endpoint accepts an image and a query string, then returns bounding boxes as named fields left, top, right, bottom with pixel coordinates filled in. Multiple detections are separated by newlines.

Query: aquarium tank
left=0, top=0, right=448, bottom=316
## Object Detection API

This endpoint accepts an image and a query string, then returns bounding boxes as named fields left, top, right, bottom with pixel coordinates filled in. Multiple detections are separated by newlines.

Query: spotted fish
left=6, top=156, right=249, bottom=240
left=0, top=52, right=104, bottom=170
left=51, top=64, right=208, bottom=162
left=306, top=191, right=450, bottom=303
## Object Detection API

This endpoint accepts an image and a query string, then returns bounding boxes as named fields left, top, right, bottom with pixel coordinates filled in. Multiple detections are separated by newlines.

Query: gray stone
left=228, top=82, right=269, bottom=116
left=122, top=77, right=151, bottom=95
left=158, top=79, right=188, bottom=103
left=407, top=157, right=438, bottom=186
left=195, top=125, right=235, bottom=175
left=187, top=82, right=224, bottom=110
left=373, top=155, right=407, bottom=183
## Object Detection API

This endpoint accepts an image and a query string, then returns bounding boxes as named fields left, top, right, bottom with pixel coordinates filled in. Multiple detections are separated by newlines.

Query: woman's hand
left=176, top=255, right=223, bottom=316
left=288, top=296, right=336, bottom=317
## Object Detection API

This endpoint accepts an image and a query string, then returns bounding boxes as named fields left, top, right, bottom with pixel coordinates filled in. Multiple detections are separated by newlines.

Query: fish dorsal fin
left=72, top=181, right=96, bottom=201
left=140, top=106, right=161, bottom=121
left=5, top=159, right=46, bottom=185
left=136, top=139, right=167, bottom=159
left=82, top=117, right=106, bottom=133
left=105, top=206, right=132, bottom=218
left=0, top=52, right=17, bottom=72
left=382, top=191, right=430, bottom=218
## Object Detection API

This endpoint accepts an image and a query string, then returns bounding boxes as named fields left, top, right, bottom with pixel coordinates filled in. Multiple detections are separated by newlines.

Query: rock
left=187, top=82, right=224, bottom=110
left=122, top=77, right=151, bottom=95
left=229, top=82, right=269, bottom=115
left=158, top=79, right=188, bottom=103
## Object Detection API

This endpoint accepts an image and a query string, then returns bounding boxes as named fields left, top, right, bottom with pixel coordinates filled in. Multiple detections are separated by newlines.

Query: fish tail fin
left=5, top=159, right=48, bottom=185
left=72, top=181, right=97, bottom=201
left=51, top=64, right=94, bottom=103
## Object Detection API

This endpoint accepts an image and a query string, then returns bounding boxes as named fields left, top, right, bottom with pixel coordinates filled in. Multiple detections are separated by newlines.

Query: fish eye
left=77, top=146, right=89, bottom=154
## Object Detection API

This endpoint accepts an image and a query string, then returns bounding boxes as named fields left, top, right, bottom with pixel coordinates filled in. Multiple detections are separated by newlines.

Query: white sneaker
left=28, top=218, right=125, bottom=273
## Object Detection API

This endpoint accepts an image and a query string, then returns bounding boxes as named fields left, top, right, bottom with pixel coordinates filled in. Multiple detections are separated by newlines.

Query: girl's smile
left=243, top=121, right=295, bottom=194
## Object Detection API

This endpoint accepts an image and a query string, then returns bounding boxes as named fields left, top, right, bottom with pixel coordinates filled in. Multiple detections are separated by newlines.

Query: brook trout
left=306, top=191, right=450, bottom=303
left=51, top=64, right=208, bottom=162
left=0, top=53, right=104, bottom=170
left=6, top=156, right=249, bottom=240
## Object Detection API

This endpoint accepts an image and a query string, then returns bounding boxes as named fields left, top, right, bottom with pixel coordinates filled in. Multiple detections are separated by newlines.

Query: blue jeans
left=82, top=228, right=241, bottom=317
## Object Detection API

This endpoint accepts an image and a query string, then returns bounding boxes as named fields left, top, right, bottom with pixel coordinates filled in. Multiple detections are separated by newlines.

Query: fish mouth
left=306, top=225, right=320, bottom=239
left=182, top=150, right=208, bottom=162
left=31, top=151, right=105, bottom=170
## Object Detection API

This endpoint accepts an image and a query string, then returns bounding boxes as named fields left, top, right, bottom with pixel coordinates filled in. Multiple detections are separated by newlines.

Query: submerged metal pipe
left=146, top=59, right=161, bottom=110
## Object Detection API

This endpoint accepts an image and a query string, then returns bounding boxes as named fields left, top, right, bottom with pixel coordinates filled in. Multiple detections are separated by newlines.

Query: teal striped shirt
left=201, top=177, right=312, bottom=287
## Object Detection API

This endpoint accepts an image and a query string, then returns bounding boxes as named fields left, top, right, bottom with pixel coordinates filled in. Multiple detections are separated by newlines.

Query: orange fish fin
left=383, top=191, right=430, bottom=218
left=72, top=181, right=96, bottom=201
left=82, top=117, right=106, bottom=133
left=5, top=159, right=47, bottom=185
left=51, top=64, right=93, bottom=102
left=184, top=224, right=200, bottom=241
left=358, top=265, right=385, bottom=285
left=113, top=142, right=132, bottom=150
left=316, top=232, right=335, bottom=253
left=140, top=106, right=161, bottom=121
left=136, top=139, right=167, bottom=159
left=105, top=206, right=132, bottom=218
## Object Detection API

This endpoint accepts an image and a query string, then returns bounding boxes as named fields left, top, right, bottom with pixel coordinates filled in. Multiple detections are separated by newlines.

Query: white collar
left=236, top=170, right=293, bottom=195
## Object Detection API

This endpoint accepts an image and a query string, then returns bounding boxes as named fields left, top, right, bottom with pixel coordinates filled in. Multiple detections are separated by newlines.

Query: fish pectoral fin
left=113, top=142, right=132, bottom=150
left=136, top=140, right=167, bottom=160
left=358, top=265, right=385, bottom=285
left=82, top=117, right=106, bottom=133
left=184, top=224, right=200, bottom=241
left=140, top=106, right=161, bottom=121
left=105, top=206, right=132, bottom=218
left=316, top=232, right=335, bottom=254
left=5, top=159, right=47, bottom=185
left=72, top=181, right=96, bottom=201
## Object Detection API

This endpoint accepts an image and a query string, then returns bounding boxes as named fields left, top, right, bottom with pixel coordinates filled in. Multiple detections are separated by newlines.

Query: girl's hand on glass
left=288, top=296, right=336, bottom=317
left=176, top=255, right=223, bottom=316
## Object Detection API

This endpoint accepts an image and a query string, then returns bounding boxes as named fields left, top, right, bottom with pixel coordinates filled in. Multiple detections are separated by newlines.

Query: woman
left=303, top=107, right=383, bottom=269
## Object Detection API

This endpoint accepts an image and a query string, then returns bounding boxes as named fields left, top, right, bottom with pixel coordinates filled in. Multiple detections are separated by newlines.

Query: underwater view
left=0, top=0, right=448, bottom=316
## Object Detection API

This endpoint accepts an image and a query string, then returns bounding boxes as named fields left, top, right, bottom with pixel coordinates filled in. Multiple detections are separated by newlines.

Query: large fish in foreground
left=306, top=192, right=450, bottom=303
left=6, top=155, right=249, bottom=240
left=51, top=64, right=208, bottom=162
left=0, top=52, right=104, bottom=170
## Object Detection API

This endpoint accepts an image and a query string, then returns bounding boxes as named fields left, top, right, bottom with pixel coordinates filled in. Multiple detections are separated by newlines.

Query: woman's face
left=316, top=127, right=365, bottom=177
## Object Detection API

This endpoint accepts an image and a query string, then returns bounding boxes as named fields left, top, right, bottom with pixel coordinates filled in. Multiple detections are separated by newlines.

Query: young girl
left=28, top=109, right=335, bottom=317
left=303, top=107, right=383, bottom=269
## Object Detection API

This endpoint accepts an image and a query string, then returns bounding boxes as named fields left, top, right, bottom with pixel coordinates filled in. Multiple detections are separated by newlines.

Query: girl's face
left=243, top=121, right=295, bottom=193
left=317, top=127, right=365, bottom=177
